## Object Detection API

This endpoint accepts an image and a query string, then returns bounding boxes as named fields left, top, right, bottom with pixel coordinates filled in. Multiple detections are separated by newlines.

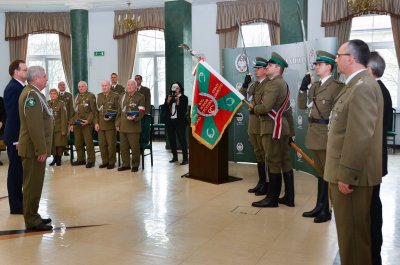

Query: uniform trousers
left=330, top=184, right=373, bottom=265
left=120, top=132, right=140, bottom=168
left=22, top=157, right=46, bottom=228
left=249, top=133, right=264, bottom=163
left=74, top=125, right=95, bottom=163
left=310, top=149, right=326, bottom=177
left=98, top=129, right=116, bottom=165
left=261, top=135, right=291, bottom=173
left=6, top=144, right=23, bottom=212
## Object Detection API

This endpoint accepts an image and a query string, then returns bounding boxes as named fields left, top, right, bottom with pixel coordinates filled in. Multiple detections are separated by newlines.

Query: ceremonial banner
left=191, top=61, right=244, bottom=149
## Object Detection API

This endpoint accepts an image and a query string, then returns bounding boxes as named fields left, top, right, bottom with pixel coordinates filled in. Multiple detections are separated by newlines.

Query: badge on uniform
left=26, top=97, right=36, bottom=107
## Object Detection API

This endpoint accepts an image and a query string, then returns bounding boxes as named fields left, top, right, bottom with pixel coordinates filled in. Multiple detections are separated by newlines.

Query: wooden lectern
left=186, top=131, right=242, bottom=184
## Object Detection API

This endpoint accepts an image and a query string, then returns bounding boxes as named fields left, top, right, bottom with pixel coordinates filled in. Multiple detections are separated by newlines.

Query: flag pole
left=289, top=141, right=317, bottom=170
left=236, top=19, right=250, bottom=74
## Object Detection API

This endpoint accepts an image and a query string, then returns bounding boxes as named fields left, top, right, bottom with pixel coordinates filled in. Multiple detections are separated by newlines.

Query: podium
left=186, top=131, right=242, bottom=184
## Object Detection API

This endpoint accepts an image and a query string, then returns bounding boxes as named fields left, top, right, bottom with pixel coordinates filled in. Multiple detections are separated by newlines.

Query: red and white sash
left=267, top=87, right=290, bottom=140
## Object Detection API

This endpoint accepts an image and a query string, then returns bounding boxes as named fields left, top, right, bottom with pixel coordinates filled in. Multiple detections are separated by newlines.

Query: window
left=133, top=30, right=165, bottom=107
left=350, top=15, right=398, bottom=108
left=26, top=33, right=67, bottom=98
left=237, top=22, right=271, bottom=48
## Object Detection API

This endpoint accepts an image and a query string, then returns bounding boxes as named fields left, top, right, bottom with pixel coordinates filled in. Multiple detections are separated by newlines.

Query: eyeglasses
left=336, top=53, right=351, bottom=58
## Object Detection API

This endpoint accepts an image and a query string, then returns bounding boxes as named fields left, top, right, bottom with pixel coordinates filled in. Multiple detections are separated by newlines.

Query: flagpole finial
left=178, top=43, right=202, bottom=61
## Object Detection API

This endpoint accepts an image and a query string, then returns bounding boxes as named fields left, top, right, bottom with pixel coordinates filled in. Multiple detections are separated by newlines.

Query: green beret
left=267, top=52, right=288, bottom=68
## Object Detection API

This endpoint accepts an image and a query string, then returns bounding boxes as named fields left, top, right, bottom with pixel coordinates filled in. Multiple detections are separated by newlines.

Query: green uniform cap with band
left=267, top=52, right=288, bottom=68
left=313, top=50, right=336, bottom=65
left=253, top=57, right=268, bottom=68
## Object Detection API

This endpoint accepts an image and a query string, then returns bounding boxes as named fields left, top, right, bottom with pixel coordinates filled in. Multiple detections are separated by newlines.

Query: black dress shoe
left=107, top=164, right=115, bottom=169
left=118, top=166, right=130, bottom=171
left=180, top=160, right=188, bottom=165
left=10, top=210, right=23, bottom=215
left=99, top=163, right=108, bottom=168
left=169, top=158, right=178, bottom=163
left=252, top=197, right=279, bottom=208
left=41, top=218, right=52, bottom=224
left=28, top=223, right=53, bottom=231
left=71, top=160, right=86, bottom=166
left=131, top=167, right=139, bottom=172
left=86, top=162, right=95, bottom=168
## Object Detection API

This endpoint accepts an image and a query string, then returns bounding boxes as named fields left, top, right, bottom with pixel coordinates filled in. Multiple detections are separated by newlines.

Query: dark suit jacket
left=3, top=78, right=24, bottom=146
left=163, top=94, right=189, bottom=125
left=377, top=80, right=393, bottom=177
left=0, top=96, right=6, bottom=136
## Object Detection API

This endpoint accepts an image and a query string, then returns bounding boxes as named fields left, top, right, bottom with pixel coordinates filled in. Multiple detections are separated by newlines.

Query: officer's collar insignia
left=26, top=97, right=36, bottom=107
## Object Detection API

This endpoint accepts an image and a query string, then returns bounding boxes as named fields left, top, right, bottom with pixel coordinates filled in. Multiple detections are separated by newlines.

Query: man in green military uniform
left=116, top=79, right=145, bottom=172
left=324, top=39, right=383, bottom=265
left=95, top=80, right=119, bottom=169
left=135, top=75, right=151, bottom=114
left=18, top=66, right=53, bottom=231
left=48, top=88, right=68, bottom=166
left=240, top=57, right=270, bottom=196
left=111, top=73, right=125, bottom=94
left=251, top=52, right=295, bottom=208
left=58, top=81, right=74, bottom=156
left=70, top=81, right=97, bottom=168
left=298, top=50, right=342, bottom=223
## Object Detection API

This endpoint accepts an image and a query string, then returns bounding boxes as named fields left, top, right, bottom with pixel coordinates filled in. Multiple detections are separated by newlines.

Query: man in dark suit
left=135, top=75, right=151, bottom=114
left=367, top=51, right=393, bottom=265
left=3, top=59, right=27, bottom=215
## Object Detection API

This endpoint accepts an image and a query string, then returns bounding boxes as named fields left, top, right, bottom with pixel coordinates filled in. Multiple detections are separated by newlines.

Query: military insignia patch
left=26, top=97, right=36, bottom=107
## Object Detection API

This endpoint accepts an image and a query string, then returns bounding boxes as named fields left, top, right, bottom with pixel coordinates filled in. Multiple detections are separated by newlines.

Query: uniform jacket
left=253, top=75, right=293, bottom=136
left=97, top=91, right=119, bottom=131
left=298, top=76, right=342, bottom=150
left=324, top=70, right=383, bottom=187
left=3, top=78, right=24, bottom=145
left=111, top=84, right=125, bottom=95
left=48, top=99, right=68, bottom=134
left=116, top=91, right=145, bottom=133
left=18, top=84, right=53, bottom=158
left=138, top=86, right=151, bottom=114
left=71, top=91, right=97, bottom=125
left=58, top=91, right=74, bottom=121
left=240, top=78, right=270, bottom=135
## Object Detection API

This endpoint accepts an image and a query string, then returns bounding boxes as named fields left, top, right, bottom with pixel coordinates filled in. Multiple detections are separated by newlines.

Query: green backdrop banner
left=223, top=38, right=337, bottom=176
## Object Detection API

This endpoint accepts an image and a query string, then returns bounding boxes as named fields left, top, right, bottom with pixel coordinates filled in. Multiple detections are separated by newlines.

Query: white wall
left=88, top=11, right=118, bottom=95
left=307, top=0, right=325, bottom=41
left=192, top=3, right=219, bottom=71
left=0, top=12, right=10, bottom=96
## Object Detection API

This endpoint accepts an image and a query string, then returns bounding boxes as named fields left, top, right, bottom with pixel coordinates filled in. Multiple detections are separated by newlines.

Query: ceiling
left=0, top=0, right=229, bottom=12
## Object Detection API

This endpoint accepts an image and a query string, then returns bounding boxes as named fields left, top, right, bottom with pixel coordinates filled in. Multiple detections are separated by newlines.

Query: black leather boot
left=248, top=163, right=267, bottom=194
left=255, top=164, right=268, bottom=196
left=314, top=179, right=331, bottom=223
left=278, top=169, right=295, bottom=207
left=252, top=173, right=281, bottom=208
left=56, top=155, right=62, bottom=166
left=49, top=156, right=57, bottom=166
left=169, top=151, right=178, bottom=163
left=303, top=177, right=324, bottom=218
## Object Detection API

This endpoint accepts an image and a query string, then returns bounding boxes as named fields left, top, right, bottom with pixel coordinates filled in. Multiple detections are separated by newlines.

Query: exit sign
left=94, top=51, right=105, bottom=56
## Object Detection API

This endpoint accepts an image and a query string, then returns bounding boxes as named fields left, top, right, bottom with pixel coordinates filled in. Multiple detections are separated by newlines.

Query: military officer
left=135, top=75, right=152, bottom=114
left=240, top=57, right=270, bottom=196
left=116, top=79, right=145, bottom=172
left=48, top=88, right=68, bottom=166
left=18, top=65, right=53, bottom=231
left=111, top=73, right=125, bottom=94
left=324, top=39, right=383, bottom=265
left=95, top=80, right=119, bottom=169
left=298, top=50, right=342, bottom=223
left=70, top=81, right=97, bottom=168
left=251, top=52, right=295, bottom=208
left=57, top=81, right=74, bottom=156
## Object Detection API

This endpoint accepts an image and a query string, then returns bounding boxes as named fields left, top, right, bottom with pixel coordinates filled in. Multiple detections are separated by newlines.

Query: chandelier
left=347, top=0, right=378, bottom=14
left=118, top=2, right=141, bottom=30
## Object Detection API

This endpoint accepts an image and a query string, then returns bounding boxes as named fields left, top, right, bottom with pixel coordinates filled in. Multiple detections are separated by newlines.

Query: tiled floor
left=0, top=143, right=399, bottom=265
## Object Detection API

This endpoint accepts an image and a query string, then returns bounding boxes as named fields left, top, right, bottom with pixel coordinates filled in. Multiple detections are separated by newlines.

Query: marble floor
left=0, top=142, right=399, bottom=265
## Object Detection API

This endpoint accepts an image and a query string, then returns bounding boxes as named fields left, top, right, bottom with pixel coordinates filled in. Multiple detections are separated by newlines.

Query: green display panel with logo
left=223, top=38, right=337, bottom=176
